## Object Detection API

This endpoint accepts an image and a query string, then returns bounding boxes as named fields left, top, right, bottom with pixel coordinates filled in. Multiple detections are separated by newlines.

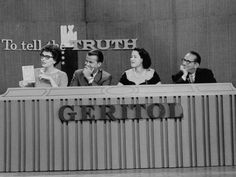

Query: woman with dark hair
left=19, top=44, right=68, bottom=87
left=118, top=48, right=161, bottom=85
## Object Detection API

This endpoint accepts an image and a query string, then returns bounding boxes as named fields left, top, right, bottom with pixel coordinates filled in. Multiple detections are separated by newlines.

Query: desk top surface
left=0, top=83, right=235, bottom=101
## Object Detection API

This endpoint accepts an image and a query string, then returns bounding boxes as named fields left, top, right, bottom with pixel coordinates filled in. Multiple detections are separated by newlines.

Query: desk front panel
left=0, top=93, right=235, bottom=172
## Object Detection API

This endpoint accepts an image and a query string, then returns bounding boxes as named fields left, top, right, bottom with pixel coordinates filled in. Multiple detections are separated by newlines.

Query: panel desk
left=0, top=83, right=235, bottom=172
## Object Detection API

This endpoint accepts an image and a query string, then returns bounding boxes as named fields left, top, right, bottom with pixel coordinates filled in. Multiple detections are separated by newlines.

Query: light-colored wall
left=0, top=0, right=236, bottom=93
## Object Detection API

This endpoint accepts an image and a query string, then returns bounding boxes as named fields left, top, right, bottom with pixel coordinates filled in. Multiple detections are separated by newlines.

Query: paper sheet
left=22, top=65, right=35, bottom=82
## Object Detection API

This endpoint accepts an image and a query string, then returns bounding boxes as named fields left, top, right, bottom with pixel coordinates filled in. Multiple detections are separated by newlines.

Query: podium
left=0, top=83, right=235, bottom=172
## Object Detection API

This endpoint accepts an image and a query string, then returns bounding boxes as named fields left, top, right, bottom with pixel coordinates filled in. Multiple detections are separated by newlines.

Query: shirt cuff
left=88, top=77, right=94, bottom=84
left=181, top=75, right=187, bottom=81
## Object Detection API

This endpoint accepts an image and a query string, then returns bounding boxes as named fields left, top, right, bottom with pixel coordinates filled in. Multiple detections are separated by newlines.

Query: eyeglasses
left=181, top=58, right=195, bottom=64
left=40, top=54, right=53, bottom=60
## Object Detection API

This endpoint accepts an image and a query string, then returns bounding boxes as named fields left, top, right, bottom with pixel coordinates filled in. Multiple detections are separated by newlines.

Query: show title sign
left=1, top=25, right=137, bottom=51
left=1, top=39, right=137, bottom=51
left=59, top=103, right=183, bottom=122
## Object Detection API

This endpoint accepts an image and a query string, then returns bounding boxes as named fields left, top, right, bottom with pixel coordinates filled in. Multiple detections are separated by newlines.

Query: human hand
left=19, top=80, right=35, bottom=87
left=180, top=65, right=188, bottom=76
left=39, top=74, right=52, bottom=81
left=83, top=66, right=94, bottom=80
left=39, top=74, right=59, bottom=87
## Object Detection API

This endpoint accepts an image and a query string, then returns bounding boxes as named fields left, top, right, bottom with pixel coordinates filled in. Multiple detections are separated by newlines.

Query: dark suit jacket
left=70, top=69, right=112, bottom=86
left=172, top=68, right=216, bottom=83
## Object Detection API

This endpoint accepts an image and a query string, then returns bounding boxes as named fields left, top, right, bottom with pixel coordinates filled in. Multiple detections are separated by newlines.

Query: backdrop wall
left=0, top=0, right=235, bottom=93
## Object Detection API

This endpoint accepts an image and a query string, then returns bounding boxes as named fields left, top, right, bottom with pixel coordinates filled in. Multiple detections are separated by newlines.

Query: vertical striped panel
left=0, top=101, right=5, bottom=171
left=180, top=96, right=191, bottom=167
left=93, top=119, right=98, bottom=170
left=111, top=98, right=121, bottom=169
left=64, top=100, right=70, bottom=171
left=47, top=99, right=54, bottom=171
left=208, top=95, right=219, bottom=166
left=219, top=95, right=225, bottom=166
left=9, top=100, right=18, bottom=171
left=163, top=97, right=170, bottom=168
left=148, top=97, right=154, bottom=168
left=201, top=96, right=207, bottom=166
left=124, top=119, right=132, bottom=168
left=216, top=95, right=224, bottom=166
left=205, top=96, right=212, bottom=166
left=110, top=119, right=119, bottom=169
left=192, top=96, right=198, bottom=167
left=82, top=121, right=91, bottom=170
left=96, top=120, right=105, bottom=169
left=53, top=99, right=63, bottom=170
left=38, top=100, right=48, bottom=171
left=67, top=99, right=77, bottom=171
left=35, top=100, right=41, bottom=171
left=124, top=103, right=134, bottom=169
left=222, top=95, right=233, bottom=165
left=233, top=95, right=236, bottom=165
left=152, top=96, right=162, bottom=168
left=139, top=119, right=148, bottom=168
left=6, top=101, right=12, bottom=172
left=137, top=97, right=148, bottom=169
left=194, top=96, right=204, bottom=167
left=159, top=97, right=165, bottom=168
left=177, top=96, right=184, bottom=167
left=0, top=92, right=236, bottom=172
left=24, top=100, right=34, bottom=171
left=166, top=96, right=176, bottom=168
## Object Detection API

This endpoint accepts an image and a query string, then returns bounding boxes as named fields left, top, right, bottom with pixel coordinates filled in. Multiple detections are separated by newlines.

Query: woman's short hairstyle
left=88, top=49, right=104, bottom=63
left=133, top=48, right=152, bottom=69
left=40, top=44, right=61, bottom=66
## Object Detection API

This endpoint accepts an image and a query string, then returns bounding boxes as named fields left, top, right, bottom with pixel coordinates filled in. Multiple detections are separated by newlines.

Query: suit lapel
left=93, top=70, right=102, bottom=84
left=80, top=72, right=89, bottom=86
left=194, top=68, right=200, bottom=83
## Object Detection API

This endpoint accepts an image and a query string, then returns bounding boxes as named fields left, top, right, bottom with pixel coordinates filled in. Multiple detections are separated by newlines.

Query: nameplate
left=58, top=103, right=183, bottom=122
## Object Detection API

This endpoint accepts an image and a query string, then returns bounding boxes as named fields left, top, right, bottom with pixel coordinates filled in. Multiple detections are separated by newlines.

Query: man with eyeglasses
left=70, top=49, right=112, bottom=86
left=172, top=51, right=216, bottom=83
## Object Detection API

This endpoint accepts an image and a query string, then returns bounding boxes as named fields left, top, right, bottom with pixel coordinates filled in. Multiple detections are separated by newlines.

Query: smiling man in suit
left=70, top=49, right=112, bottom=86
left=172, top=51, right=216, bottom=84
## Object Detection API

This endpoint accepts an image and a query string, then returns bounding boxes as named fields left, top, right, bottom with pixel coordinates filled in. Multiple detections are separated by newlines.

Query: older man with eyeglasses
left=172, top=51, right=216, bottom=83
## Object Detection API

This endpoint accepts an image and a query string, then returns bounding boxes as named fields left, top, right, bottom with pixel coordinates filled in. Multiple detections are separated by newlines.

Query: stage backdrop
left=0, top=0, right=236, bottom=93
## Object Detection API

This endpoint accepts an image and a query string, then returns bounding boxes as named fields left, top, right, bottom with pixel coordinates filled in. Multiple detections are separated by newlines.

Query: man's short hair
left=88, top=49, right=104, bottom=63
left=189, top=51, right=201, bottom=64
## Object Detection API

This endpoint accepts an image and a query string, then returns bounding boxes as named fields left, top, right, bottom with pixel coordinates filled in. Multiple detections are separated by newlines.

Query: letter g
left=58, top=105, right=77, bottom=122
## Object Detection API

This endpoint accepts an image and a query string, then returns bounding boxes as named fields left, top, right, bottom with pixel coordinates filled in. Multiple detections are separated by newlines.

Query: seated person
left=172, top=51, right=216, bottom=83
left=70, top=49, right=112, bottom=86
left=118, top=48, right=161, bottom=85
left=19, top=44, right=68, bottom=87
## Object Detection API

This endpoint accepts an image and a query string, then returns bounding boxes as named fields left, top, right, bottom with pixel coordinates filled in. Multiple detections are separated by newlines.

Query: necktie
left=189, top=74, right=194, bottom=83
